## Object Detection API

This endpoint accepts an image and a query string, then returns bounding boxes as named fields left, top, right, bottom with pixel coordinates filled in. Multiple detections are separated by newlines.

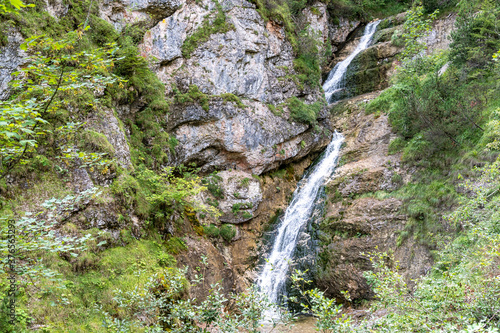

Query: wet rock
left=312, top=93, right=433, bottom=302
left=331, top=28, right=402, bottom=100
left=329, top=17, right=362, bottom=53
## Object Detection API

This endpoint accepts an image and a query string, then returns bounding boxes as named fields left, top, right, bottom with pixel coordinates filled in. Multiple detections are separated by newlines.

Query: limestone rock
left=170, top=98, right=331, bottom=174
left=0, top=29, right=25, bottom=100
left=303, top=3, right=330, bottom=48
left=100, top=0, right=183, bottom=30
left=424, top=13, right=456, bottom=54
left=176, top=236, right=236, bottom=299
left=44, top=0, right=69, bottom=18
left=312, top=93, right=433, bottom=302
left=203, top=170, right=262, bottom=224
left=86, top=107, right=132, bottom=168
left=329, top=17, right=361, bottom=52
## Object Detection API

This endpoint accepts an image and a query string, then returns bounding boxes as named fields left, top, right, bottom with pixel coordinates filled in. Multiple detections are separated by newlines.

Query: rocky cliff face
left=0, top=0, right=458, bottom=307
left=139, top=0, right=337, bottom=175
left=98, top=0, right=363, bottom=297
left=313, top=93, right=432, bottom=302
left=303, top=13, right=458, bottom=303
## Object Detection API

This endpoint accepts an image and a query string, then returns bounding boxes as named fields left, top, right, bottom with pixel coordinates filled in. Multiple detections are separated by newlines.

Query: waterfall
left=323, top=20, right=381, bottom=104
left=256, top=20, right=381, bottom=319
left=256, top=132, right=343, bottom=318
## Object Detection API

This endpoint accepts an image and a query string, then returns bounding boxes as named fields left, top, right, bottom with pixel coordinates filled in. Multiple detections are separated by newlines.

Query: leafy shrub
left=203, top=224, right=220, bottom=238
left=203, top=173, right=224, bottom=199
left=449, top=0, right=500, bottom=71
left=287, top=96, right=322, bottom=125
left=388, top=137, right=406, bottom=155
left=220, top=224, right=236, bottom=242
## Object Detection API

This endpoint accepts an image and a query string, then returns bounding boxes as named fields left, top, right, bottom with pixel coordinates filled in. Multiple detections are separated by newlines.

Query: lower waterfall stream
left=256, top=20, right=381, bottom=319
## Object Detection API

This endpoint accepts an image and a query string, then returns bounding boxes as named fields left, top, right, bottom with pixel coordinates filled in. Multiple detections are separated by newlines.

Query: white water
left=323, top=20, right=381, bottom=103
left=256, top=132, right=344, bottom=318
left=256, top=20, right=382, bottom=320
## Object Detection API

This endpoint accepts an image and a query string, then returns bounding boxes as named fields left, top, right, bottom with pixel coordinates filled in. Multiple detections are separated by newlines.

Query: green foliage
left=293, top=53, right=321, bottom=89
left=353, top=159, right=500, bottom=331
left=136, top=166, right=220, bottom=223
left=202, top=172, right=224, bottom=199
left=112, top=35, right=172, bottom=168
left=0, top=188, right=100, bottom=277
left=79, top=130, right=115, bottom=156
left=388, top=137, right=406, bottom=155
left=386, top=55, right=485, bottom=163
left=422, top=0, right=458, bottom=13
left=365, top=88, right=397, bottom=114
left=0, top=30, right=121, bottom=179
left=203, top=224, right=220, bottom=238
left=290, top=269, right=352, bottom=333
left=221, top=93, right=247, bottom=109
left=220, top=224, right=236, bottom=242
left=326, top=0, right=411, bottom=19
left=164, top=237, right=188, bottom=255
left=111, top=172, right=150, bottom=217
left=398, top=3, right=439, bottom=61
left=390, top=178, right=458, bottom=247
left=173, top=84, right=210, bottom=111
left=449, top=0, right=500, bottom=72
left=181, top=0, right=234, bottom=58
left=287, top=96, right=323, bottom=125
left=0, top=0, right=31, bottom=13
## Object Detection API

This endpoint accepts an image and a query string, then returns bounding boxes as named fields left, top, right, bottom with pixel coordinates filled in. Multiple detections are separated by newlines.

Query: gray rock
left=100, top=0, right=183, bottom=31
left=129, top=0, right=183, bottom=18
left=44, top=0, right=69, bottom=18
left=169, top=99, right=331, bottom=175
left=87, top=108, right=132, bottom=168
left=0, top=30, right=26, bottom=100
left=203, top=170, right=262, bottom=224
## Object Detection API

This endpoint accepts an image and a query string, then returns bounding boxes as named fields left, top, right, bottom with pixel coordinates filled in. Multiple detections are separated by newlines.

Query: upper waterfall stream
left=256, top=20, right=381, bottom=318
left=323, top=20, right=381, bottom=103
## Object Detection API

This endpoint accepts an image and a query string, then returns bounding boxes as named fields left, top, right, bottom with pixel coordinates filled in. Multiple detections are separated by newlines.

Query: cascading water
left=256, top=20, right=381, bottom=319
left=256, top=132, right=344, bottom=318
left=323, top=20, right=381, bottom=104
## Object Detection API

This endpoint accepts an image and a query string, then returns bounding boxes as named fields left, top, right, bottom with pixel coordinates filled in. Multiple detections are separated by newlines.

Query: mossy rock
left=80, top=130, right=116, bottom=156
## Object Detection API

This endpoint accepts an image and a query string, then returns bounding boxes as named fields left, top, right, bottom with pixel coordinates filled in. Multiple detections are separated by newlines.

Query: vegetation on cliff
left=0, top=0, right=499, bottom=331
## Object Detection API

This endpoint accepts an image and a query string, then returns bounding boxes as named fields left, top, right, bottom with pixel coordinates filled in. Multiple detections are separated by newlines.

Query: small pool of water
left=260, top=315, right=317, bottom=333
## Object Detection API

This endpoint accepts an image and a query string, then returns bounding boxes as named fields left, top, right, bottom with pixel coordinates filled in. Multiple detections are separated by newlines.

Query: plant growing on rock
left=137, top=166, right=220, bottom=223
left=398, top=2, right=439, bottom=61
left=0, top=0, right=31, bottom=13
left=0, top=28, right=122, bottom=179
left=289, top=269, right=352, bottom=333
left=220, top=224, right=236, bottom=242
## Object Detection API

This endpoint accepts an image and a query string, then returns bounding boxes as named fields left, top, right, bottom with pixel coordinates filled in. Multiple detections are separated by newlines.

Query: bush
left=287, top=96, right=322, bottom=125
left=388, top=137, right=406, bottom=155
left=203, top=224, right=220, bottom=238
left=220, top=224, right=236, bottom=242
